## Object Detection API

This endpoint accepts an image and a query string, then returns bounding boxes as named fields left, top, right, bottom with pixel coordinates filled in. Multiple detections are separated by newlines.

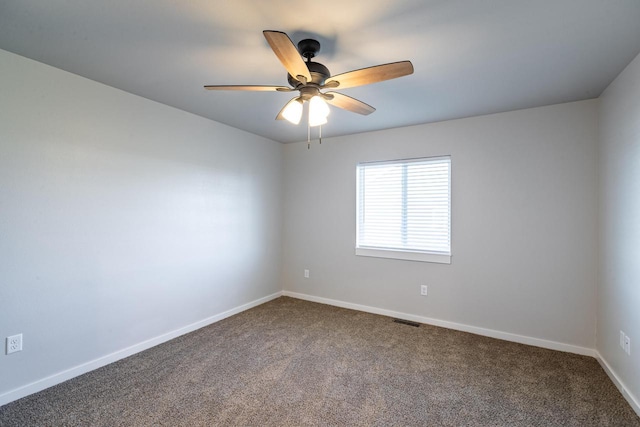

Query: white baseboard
left=8, top=290, right=637, bottom=418
left=0, top=291, right=283, bottom=407
left=596, top=352, right=640, bottom=418
left=282, top=290, right=596, bottom=357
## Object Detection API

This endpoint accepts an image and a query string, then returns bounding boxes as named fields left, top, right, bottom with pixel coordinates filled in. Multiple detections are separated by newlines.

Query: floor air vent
left=393, top=318, right=420, bottom=327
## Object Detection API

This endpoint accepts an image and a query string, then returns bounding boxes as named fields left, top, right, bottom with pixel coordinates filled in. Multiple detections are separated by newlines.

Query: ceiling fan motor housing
left=287, top=61, right=331, bottom=88
left=286, top=38, right=330, bottom=88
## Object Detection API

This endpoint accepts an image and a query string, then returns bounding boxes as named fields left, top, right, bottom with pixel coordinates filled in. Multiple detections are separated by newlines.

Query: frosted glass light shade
left=309, top=96, right=330, bottom=127
left=309, top=114, right=328, bottom=127
left=282, top=99, right=303, bottom=124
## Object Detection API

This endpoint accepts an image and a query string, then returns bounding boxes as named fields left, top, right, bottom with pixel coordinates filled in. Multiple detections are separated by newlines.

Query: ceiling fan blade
left=324, top=92, right=375, bottom=115
left=263, top=30, right=311, bottom=84
left=324, top=61, right=414, bottom=89
left=204, top=85, right=292, bottom=92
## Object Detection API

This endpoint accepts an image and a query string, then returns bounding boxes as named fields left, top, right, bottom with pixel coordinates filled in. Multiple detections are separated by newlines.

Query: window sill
left=355, top=247, right=451, bottom=264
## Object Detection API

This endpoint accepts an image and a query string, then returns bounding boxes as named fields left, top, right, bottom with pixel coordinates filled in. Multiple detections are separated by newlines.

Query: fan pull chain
left=305, top=124, right=323, bottom=149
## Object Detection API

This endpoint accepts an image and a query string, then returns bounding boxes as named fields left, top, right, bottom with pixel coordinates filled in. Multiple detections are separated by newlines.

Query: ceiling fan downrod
left=298, top=38, right=320, bottom=61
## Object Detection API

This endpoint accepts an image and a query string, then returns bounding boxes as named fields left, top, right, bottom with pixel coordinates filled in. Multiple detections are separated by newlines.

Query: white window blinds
left=356, top=156, right=451, bottom=263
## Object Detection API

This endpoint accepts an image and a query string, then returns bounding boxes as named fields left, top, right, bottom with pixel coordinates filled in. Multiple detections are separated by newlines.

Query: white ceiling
left=1, top=1, right=639, bottom=143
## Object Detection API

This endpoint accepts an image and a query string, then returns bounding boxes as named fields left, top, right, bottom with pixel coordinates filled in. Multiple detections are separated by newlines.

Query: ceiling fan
left=204, top=30, right=414, bottom=128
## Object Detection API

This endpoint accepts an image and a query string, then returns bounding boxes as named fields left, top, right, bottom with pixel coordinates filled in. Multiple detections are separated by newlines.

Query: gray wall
left=0, top=49, right=283, bottom=399
left=283, top=100, right=599, bottom=350
left=598, top=51, right=640, bottom=408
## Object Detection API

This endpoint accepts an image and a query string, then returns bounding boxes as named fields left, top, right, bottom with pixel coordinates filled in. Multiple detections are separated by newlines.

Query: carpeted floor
left=1, top=297, right=638, bottom=426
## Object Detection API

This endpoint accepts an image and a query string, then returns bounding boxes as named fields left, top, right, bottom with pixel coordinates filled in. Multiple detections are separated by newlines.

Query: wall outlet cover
left=7, top=334, right=23, bottom=354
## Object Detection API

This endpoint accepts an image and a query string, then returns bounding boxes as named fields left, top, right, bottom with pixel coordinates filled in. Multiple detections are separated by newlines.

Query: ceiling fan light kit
left=204, top=30, right=414, bottom=144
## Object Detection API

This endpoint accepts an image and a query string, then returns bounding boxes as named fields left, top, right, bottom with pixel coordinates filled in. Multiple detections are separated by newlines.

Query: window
left=356, top=156, right=451, bottom=263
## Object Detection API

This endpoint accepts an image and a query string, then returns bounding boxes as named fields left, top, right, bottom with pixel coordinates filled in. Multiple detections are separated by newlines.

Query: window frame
left=355, top=155, right=451, bottom=264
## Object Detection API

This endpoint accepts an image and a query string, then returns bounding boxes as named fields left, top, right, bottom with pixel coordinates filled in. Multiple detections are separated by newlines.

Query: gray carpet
left=1, top=297, right=638, bottom=426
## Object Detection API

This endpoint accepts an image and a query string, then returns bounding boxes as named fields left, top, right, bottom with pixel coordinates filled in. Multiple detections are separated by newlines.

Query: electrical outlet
left=304, top=269, right=310, bottom=279
left=624, top=335, right=631, bottom=355
left=6, top=334, right=22, bottom=355
left=420, top=285, right=428, bottom=296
